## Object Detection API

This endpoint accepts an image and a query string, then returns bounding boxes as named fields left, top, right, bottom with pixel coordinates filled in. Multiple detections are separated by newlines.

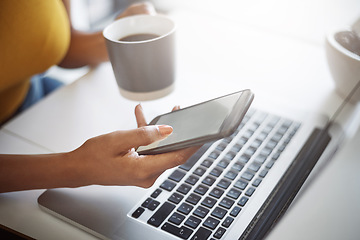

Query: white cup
left=103, top=15, right=176, bottom=101
left=325, top=19, right=360, bottom=103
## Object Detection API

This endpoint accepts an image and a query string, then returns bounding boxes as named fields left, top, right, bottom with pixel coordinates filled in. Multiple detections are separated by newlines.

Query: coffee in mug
left=119, top=33, right=160, bottom=42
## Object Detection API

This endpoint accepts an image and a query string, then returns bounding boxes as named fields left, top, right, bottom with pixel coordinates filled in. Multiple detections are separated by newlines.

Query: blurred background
left=51, top=0, right=360, bottom=83
left=69, top=0, right=359, bottom=44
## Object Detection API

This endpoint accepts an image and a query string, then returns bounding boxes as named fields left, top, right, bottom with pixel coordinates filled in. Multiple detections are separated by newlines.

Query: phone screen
left=138, top=92, right=242, bottom=152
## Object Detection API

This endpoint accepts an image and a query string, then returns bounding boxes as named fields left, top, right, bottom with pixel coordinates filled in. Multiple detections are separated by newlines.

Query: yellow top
left=0, top=0, right=70, bottom=124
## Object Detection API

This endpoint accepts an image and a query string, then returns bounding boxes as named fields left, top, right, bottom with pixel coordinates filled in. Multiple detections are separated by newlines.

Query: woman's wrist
left=62, top=149, right=94, bottom=188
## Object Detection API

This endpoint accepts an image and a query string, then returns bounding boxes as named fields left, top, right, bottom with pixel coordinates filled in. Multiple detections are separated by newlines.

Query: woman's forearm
left=58, top=30, right=108, bottom=68
left=0, top=152, right=85, bottom=193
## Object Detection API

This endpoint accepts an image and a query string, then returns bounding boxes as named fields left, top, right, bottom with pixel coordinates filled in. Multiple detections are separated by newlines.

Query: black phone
left=137, top=89, right=254, bottom=154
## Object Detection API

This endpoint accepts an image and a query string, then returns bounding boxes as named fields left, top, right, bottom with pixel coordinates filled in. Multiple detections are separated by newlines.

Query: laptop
left=37, top=100, right=344, bottom=240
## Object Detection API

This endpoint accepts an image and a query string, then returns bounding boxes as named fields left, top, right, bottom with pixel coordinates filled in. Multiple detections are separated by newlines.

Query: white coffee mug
left=325, top=19, right=360, bottom=103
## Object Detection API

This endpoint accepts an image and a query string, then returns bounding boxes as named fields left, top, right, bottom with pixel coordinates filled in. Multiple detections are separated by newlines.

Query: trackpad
left=38, top=186, right=146, bottom=239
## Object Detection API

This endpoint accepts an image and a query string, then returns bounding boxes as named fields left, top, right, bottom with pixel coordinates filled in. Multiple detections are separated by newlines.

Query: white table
left=1, top=1, right=360, bottom=239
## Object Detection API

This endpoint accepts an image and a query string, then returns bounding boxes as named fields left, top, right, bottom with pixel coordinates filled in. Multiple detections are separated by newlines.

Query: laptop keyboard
left=131, top=108, right=301, bottom=240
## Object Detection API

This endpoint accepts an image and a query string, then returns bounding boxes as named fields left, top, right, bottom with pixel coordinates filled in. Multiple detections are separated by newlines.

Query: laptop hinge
left=239, top=127, right=331, bottom=240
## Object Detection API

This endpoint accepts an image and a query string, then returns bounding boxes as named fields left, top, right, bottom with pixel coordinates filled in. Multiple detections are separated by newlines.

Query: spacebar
left=147, top=202, right=175, bottom=227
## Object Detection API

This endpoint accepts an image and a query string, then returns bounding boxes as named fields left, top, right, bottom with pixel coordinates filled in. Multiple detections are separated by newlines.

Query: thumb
left=118, top=125, right=173, bottom=150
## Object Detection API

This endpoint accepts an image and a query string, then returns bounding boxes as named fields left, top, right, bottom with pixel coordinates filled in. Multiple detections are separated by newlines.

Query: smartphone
left=137, top=89, right=254, bottom=154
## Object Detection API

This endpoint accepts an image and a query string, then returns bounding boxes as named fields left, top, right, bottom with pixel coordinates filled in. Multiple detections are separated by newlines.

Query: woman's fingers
left=135, top=104, right=147, bottom=128
left=112, top=125, right=173, bottom=152
left=172, top=105, right=180, bottom=111
left=117, top=2, right=156, bottom=19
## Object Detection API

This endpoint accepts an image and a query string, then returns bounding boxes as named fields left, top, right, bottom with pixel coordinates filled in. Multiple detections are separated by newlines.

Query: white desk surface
left=1, top=1, right=360, bottom=239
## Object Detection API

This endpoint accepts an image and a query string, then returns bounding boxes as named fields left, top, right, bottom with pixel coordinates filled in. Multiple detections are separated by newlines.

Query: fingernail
left=172, top=105, right=180, bottom=111
left=158, top=125, right=173, bottom=137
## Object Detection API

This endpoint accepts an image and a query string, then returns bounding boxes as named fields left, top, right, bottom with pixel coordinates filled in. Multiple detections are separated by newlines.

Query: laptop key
left=160, top=180, right=176, bottom=191
left=194, top=184, right=209, bottom=195
left=147, top=200, right=160, bottom=211
left=186, top=193, right=201, bottom=205
left=216, top=142, right=227, bottom=151
left=265, top=160, right=275, bottom=169
left=193, top=206, right=210, bottom=218
left=222, top=216, right=234, bottom=228
left=169, top=212, right=186, bottom=225
left=178, top=202, right=194, bottom=215
left=203, top=216, right=220, bottom=230
left=141, top=197, right=153, bottom=208
left=241, top=171, right=254, bottom=181
left=217, top=178, right=231, bottom=189
left=201, top=197, right=217, bottom=208
left=148, top=202, right=175, bottom=227
left=211, top=207, right=228, bottom=219
left=150, top=188, right=162, bottom=199
left=161, top=222, right=193, bottom=239
left=185, top=175, right=199, bottom=186
left=184, top=215, right=202, bottom=229
left=169, top=169, right=186, bottom=182
left=131, top=207, right=145, bottom=219
left=238, top=196, right=249, bottom=207
left=213, top=227, right=226, bottom=239
left=177, top=183, right=192, bottom=195
left=272, top=151, right=281, bottom=160
left=227, top=188, right=241, bottom=199
left=252, top=178, right=262, bottom=187
left=232, top=162, right=244, bottom=172
left=219, top=197, right=235, bottom=209
left=193, top=167, right=207, bottom=177
left=230, top=206, right=241, bottom=217
left=239, top=154, right=251, bottom=163
left=231, top=143, right=243, bottom=152
left=201, top=158, right=214, bottom=168
left=245, top=187, right=256, bottom=197
left=224, top=151, right=237, bottom=161
left=210, top=167, right=223, bottom=177
left=168, top=192, right=184, bottom=204
left=191, top=227, right=212, bottom=240
left=225, top=170, right=238, bottom=180
left=248, top=162, right=261, bottom=172
left=234, top=179, right=248, bottom=190
left=217, top=159, right=230, bottom=169
left=254, top=154, right=267, bottom=164
left=209, top=150, right=221, bottom=159
left=261, top=147, right=273, bottom=156
left=202, top=175, right=216, bottom=186
left=209, top=187, right=224, bottom=199
left=259, top=169, right=268, bottom=178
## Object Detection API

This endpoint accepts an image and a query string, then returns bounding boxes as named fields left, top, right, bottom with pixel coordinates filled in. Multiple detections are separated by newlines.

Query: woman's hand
left=116, top=2, right=156, bottom=19
left=59, top=1, right=157, bottom=68
left=72, top=105, right=198, bottom=188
